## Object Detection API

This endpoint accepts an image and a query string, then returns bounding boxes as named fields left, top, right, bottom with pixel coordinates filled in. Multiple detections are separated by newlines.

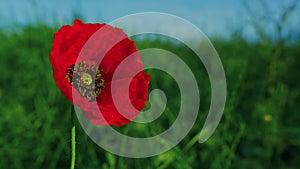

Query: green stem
left=70, top=106, right=76, bottom=169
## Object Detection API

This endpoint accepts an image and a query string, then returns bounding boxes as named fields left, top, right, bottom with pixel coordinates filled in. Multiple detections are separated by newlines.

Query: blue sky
left=0, top=0, right=299, bottom=40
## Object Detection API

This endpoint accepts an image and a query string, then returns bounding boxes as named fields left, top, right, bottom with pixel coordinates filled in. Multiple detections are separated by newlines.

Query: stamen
left=65, top=62, right=105, bottom=102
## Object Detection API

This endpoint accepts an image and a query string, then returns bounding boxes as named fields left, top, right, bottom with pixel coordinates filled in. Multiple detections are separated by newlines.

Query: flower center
left=65, top=62, right=105, bottom=102
left=80, top=72, right=93, bottom=85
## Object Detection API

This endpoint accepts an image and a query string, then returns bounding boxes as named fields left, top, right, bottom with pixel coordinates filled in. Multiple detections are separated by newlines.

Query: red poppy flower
left=50, top=20, right=150, bottom=126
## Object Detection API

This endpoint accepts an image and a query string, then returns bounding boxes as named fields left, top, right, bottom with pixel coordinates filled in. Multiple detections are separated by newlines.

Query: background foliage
left=0, top=4, right=300, bottom=168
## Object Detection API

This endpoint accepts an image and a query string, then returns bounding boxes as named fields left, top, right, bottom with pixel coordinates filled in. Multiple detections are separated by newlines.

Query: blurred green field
left=0, top=24, right=300, bottom=169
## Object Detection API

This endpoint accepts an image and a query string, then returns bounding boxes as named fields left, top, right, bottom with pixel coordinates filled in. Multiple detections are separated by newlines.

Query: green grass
left=0, top=25, right=300, bottom=169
